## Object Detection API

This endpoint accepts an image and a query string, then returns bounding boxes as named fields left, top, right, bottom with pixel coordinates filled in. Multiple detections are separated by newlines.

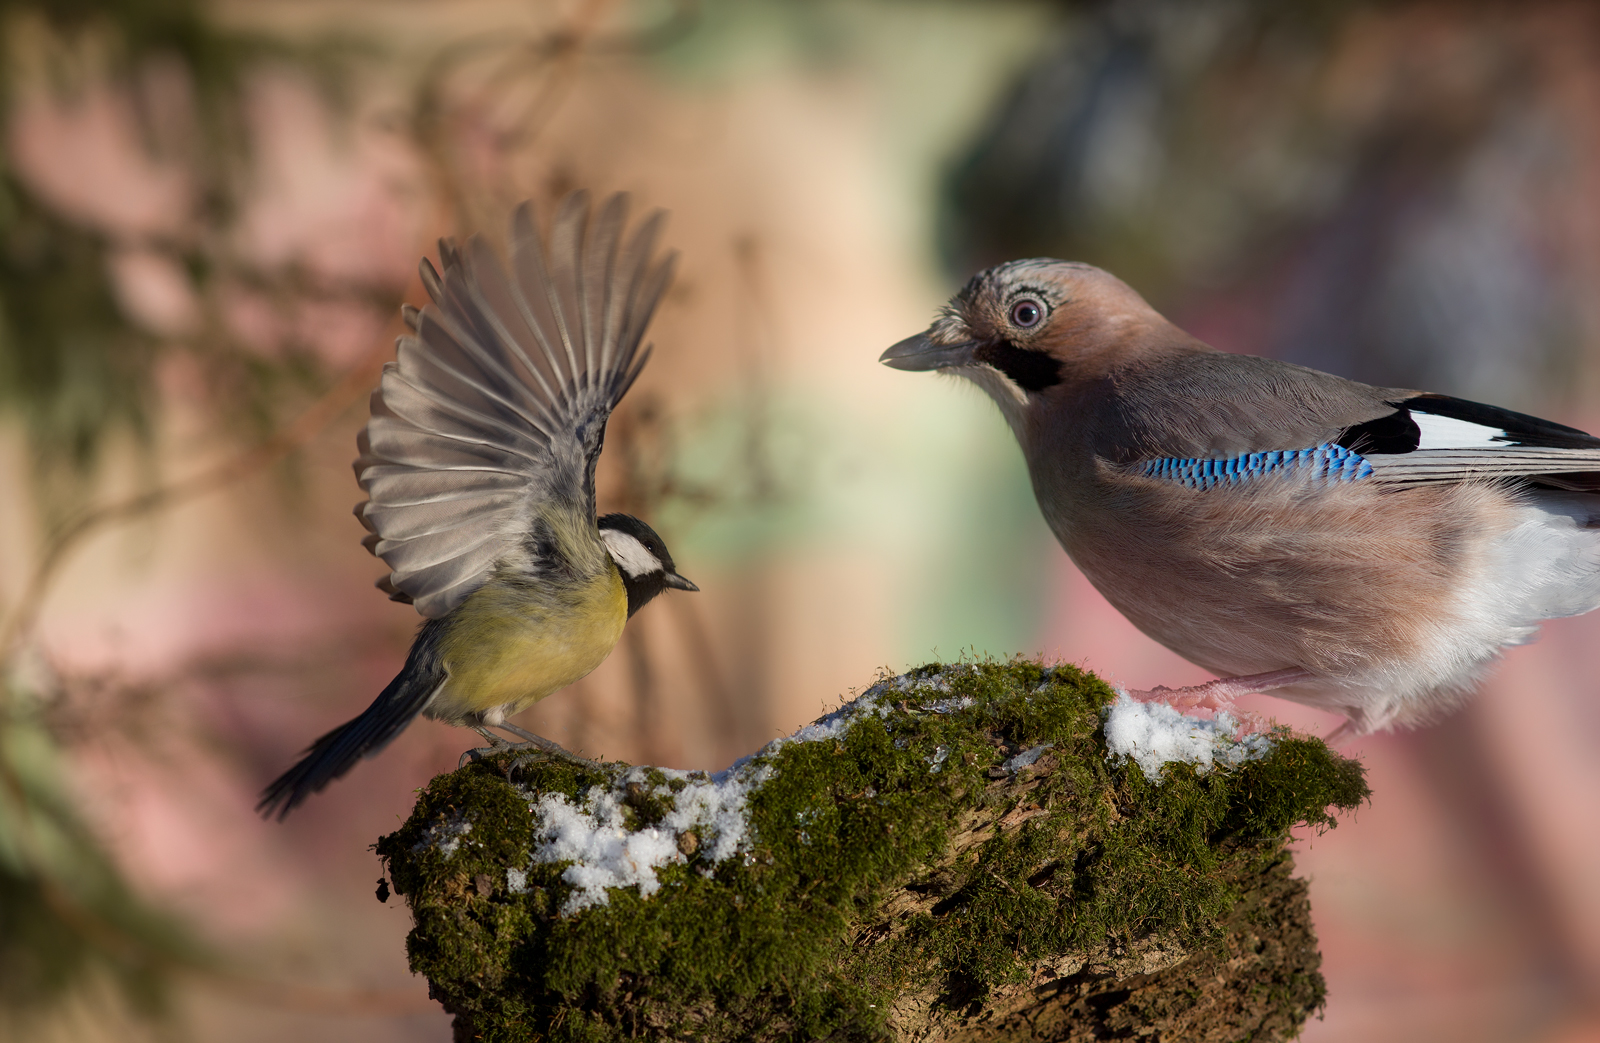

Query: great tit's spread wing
left=354, top=192, right=677, bottom=618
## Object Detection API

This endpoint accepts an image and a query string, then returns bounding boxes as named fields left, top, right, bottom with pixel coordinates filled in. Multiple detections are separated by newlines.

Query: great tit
left=259, top=192, right=695, bottom=819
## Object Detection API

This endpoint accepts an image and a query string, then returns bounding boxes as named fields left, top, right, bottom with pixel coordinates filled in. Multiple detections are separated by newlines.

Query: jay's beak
left=879, top=332, right=977, bottom=371
left=664, top=571, right=699, bottom=592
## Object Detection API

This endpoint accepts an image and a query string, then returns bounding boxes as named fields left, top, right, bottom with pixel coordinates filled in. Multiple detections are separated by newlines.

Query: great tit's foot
left=461, top=728, right=516, bottom=767
left=476, top=722, right=602, bottom=771
left=507, top=748, right=602, bottom=775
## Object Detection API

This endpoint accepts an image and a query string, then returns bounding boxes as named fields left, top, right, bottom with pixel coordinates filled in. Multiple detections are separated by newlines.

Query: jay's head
left=880, top=259, right=1173, bottom=430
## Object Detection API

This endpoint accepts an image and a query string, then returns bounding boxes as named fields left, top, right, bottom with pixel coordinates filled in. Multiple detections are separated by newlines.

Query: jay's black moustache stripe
left=974, top=339, right=1063, bottom=392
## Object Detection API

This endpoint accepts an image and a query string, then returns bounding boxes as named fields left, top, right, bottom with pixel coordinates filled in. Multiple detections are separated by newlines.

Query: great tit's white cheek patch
left=601, top=529, right=662, bottom=578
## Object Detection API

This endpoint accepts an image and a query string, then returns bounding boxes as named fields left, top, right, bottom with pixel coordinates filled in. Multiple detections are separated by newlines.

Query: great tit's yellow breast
left=428, top=563, right=627, bottom=723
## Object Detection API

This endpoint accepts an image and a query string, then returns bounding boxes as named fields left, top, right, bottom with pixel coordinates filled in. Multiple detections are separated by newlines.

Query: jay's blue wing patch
left=1141, top=444, right=1372, bottom=490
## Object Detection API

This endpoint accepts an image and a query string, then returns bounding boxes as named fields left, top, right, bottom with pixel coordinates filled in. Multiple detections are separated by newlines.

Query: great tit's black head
left=879, top=260, right=1174, bottom=420
left=598, top=513, right=698, bottom=617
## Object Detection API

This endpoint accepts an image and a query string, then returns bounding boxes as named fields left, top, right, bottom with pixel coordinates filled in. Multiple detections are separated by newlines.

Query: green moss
left=377, top=660, right=1367, bottom=1042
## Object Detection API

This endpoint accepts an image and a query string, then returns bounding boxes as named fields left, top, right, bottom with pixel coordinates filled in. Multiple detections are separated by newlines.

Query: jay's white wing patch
left=1411, top=411, right=1508, bottom=449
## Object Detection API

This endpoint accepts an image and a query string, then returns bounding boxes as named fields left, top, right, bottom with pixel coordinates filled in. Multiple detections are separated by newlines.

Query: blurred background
left=4, top=0, right=1600, bottom=1040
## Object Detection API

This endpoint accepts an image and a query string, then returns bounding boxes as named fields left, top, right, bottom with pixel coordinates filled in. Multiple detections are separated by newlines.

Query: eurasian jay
left=882, top=259, right=1600, bottom=736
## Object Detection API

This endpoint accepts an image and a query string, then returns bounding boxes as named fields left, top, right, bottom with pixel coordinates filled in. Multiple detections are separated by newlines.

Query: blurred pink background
left=5, top=2, right=1600, bottom=1041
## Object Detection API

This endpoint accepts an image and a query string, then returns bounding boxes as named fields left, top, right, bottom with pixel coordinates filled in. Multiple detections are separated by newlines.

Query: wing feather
left=619, top=218, right=676, bottom=356
left=360, top=494, right=520, bottom=542
left=404, top=311, right=560, bottom=444
left=418, top=255, right=444, bottom=302
left=586, top=194, right=626, bottom=380
left=388, top=543, right=506, bottom=619
left=1367, top=447, right=1600, bottom=484
left=1359, top=396, right=1600, bottom=488
left=356, top=192, right=676, bottom=617
left=378, top=532, right=502, bottom=577
left=374, top=379, right=549, bottom=464
left=507, top=204, right=579, bottom=395
left=359, top=468, right=525, bottom=507
left=542, top=194, right=589, bottom=391
left=459, top=237, right=565, bottom=411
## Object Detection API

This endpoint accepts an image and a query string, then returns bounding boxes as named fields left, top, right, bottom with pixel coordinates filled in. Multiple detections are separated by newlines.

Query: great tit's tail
left=258, top=622, right=447, bottom=820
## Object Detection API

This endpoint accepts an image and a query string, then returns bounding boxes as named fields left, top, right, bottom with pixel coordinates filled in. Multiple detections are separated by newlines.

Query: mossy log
left=376, top=662, right=1367, bottom=1042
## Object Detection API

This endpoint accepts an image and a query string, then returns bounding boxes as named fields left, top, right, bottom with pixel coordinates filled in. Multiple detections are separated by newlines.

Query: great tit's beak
left=879, top=332, right=977, bottom=371
left=664, top=571, right=699, bottom=592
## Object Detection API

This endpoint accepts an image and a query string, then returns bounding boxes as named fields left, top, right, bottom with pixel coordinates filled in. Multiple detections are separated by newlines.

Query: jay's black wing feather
left=1352, top=394, right=1600, bottom=490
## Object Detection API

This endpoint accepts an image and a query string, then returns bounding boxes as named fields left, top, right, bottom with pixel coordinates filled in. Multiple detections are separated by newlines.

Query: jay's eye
left=1009, top=299, right=1044, bottom=329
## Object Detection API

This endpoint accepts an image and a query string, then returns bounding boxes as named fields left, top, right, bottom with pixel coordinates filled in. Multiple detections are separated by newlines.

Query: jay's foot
left=1121, top=667, right=1314, bottom=720
left=1323, top=718, right=1362, bottom=746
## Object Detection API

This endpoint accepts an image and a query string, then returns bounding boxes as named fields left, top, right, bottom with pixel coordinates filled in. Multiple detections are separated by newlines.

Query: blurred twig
left=667, top=593, right=739, bottom=750
left=180, top=968, right=437, bottom=1017
left=3, top=746, right=434, bottom=1017
left=412, top=0, right=690, bottom=231
left=0, top=699, right=192, bottom=1017
left=490, top=0, right=614, bottom=156
left=621, top=624, right=658, bottom=763
left=0, top=335, right=392, bottom=657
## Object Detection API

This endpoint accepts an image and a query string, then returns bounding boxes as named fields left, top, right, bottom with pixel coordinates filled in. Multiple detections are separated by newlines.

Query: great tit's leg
left=489, top=721, right=601, bottom=770
left=459, top=727, right=512, bottom=767
left=1120, top=667, right=1312, bottom=721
